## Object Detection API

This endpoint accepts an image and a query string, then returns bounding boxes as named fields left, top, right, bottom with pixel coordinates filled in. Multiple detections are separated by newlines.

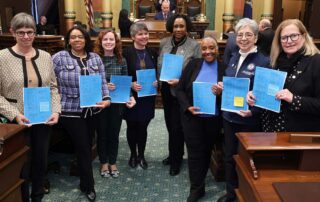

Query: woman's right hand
left=126, top=96, right=136, bottom=108
left=131, top=81, right=142, bottom=92
left=167, top=79, right=179, bottom=86
left=247, top=91, right=256, bottom=106
left=15, top=114, right=31, bottom=127
left=188, top=106, right=202, bottom=115
left=108, top=83, right=116, bottom=91
left=212, top=82, right=223, bottom=95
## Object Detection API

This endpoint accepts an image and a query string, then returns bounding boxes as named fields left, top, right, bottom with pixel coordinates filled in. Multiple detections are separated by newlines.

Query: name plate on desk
left=289, top=134, right=320, bottom=143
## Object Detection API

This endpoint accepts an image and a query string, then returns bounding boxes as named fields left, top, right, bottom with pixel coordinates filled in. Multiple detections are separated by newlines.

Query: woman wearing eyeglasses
left=247, top=19, right=320, bottom=133
left=0, top=13, right=61, bottom=201
left=52, top=26, right=110, bottom=201
left=213, top=18, right=270, bottom=202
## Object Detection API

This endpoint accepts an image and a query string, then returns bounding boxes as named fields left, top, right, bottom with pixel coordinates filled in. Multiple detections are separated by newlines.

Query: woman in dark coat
left=122, top=22, right=158, bottom=170
left=118, top=9, right=132, bottom=38
left=247, top=19, right=320, bottom=132
left=176, top=37, right=224, bottom=202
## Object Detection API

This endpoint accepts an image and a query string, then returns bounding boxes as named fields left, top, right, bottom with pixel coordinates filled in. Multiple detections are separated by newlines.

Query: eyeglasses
left=70, top=35, right=85, bottom=40
left=280, top=33, right=301, bottom=43
left=236, top=32, right=255, bottom=39
left=15, top=31, right=35, bottom=37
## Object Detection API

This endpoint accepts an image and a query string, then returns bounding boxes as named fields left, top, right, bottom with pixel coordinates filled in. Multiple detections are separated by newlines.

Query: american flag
left=243, top=0, right=252, bottom=19
left=84, top=0, right=94, bottom=28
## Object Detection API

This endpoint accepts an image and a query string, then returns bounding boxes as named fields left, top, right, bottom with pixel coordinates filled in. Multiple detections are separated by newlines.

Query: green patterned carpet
left=43, top=109, right=225, bottom=202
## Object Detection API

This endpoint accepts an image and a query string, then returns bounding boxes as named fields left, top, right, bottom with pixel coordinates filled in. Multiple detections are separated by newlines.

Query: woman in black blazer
left=122, top=22, right=158, bottom=170
left=247, top=19, right=320, bottom=132
left=176, top=37, right=224, bottom=202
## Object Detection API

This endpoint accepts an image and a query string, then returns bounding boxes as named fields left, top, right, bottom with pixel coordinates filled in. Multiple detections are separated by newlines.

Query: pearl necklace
left=71, top=49, right=87, bottom=58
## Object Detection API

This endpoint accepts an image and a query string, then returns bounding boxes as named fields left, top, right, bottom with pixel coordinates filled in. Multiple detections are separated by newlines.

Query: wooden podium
left=235, top=132, right=320, bottom=202
left=0, top=124, right=28, bottom=202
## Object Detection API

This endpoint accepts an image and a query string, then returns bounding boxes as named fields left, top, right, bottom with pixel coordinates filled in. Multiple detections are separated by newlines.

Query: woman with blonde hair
left=248, top=19, right=320, bottom=132
left=94, top=29, right=135, bottom=178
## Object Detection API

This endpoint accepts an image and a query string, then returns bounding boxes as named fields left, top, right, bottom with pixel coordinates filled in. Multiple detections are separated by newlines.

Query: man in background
left=257, top=19, right=274, bottom=56
left=154, top=1, right=173, bottom=20
left=36, top=16, right=55, bottom=35
left=155, top=0, right=176, bottom=13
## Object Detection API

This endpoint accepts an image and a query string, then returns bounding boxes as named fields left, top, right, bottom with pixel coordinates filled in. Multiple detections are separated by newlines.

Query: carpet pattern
left=43, top=109, right=225, bottom=202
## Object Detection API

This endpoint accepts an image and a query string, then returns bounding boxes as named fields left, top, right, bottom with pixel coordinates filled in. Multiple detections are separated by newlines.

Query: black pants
left=181, top=113, right=221, bottom=196
left=60, top=116, right=96, bottom=192
left=161, top=82, right=184, bottom=166
left=223, top=118, right=260, bottom=201
left=126, top=119, right=151, bottom=158
left=21, top=124, right=50, bottom=202
left=97, top=105, right=123, bottom=165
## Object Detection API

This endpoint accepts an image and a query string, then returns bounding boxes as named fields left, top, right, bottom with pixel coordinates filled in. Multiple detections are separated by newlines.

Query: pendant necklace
left=136, top=51, right=146, bottom=69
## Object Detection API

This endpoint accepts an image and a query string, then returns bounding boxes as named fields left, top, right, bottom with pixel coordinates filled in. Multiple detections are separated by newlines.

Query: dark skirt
left=123, top=95, right=156, bottom=122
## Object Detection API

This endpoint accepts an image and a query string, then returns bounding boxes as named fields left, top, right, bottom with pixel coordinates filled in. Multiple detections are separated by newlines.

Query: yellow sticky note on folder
left=234, top=96, right=244, bottom=107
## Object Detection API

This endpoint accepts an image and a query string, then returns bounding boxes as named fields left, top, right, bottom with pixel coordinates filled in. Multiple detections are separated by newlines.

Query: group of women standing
left=1, top=11, right=320, bottom=202
left=214, top=18, right=320, bottom=202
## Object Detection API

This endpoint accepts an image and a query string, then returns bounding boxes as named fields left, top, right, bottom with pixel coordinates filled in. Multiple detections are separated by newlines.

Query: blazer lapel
left=287, top=56, right=309, bottom=88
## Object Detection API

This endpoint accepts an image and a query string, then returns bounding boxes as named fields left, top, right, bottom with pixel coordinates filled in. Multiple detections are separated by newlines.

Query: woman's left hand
left=153, top=80, right=158, bottom=88
left=275, top=89, right=293, bottom=103
left=96, top=100, right=111, bottom=108
left=126, top=96, right=136, bottom=108
left=188, top=106, right=202, bottom=115
left=46, top=112, right=60, bottom=125
left=237, top=110, right=252, bottom=117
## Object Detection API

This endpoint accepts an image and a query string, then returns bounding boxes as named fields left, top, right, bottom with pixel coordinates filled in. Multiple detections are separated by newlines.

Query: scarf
left=170, top=35, right=187, bottom=54
left=276, top=48, right=305, bottom=75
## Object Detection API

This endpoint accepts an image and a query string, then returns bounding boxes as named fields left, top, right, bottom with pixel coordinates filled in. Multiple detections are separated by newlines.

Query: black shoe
left=217, top=194, right=228, bottom=202
left=187, top=190, right=205, bottom=202
left=80, top=186, right=96, bottom=202
left=169, top=166, right=180, bottom=176
left=44, top=179, right=50, bottom=194
left=162, top=157, right=171, bottom=166
left=128, top=156, right=137, bottom=168
left=138, top=157, right=148, bottom=169
left=85, top=190, right=96, bottom=202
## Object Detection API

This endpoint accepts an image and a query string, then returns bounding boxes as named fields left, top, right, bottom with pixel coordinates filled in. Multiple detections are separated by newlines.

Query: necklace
left=136, top=51, right=146, bottom=69
left=71, top=49, right=87, bottom=58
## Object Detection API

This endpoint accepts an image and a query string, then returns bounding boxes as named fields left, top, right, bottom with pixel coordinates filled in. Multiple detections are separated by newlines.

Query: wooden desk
left=0, top=124, right=28, bottom=202
left=235, top=132, right=320, bottom=202
left=0, top=34, right=64, bottom=55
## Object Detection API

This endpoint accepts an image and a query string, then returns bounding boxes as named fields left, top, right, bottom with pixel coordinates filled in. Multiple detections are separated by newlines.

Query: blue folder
left=159, top=53, right=184, bottom=81
left=110, top=75, right=132, bottom=103
left=253, top=67, right=287, bottom=113
left=221, top=77, right=250, bottom=113
left=193, top=82, right=216, bottom=115
left=23, top=87, right=52, bottom=125
left=79, top=75, right=102, bottom=108
left=136, top=69, right=157, bottom=97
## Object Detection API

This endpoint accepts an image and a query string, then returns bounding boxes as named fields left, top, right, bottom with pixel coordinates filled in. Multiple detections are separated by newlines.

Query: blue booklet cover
left=136, top=69, right=157, bottom=97
left=23, top=87, right=51, bottom=125
left=110, top=75, right=132, bottom=103
left=193, top=82, right=216, bottom=115
left=253, top=66, right=287, bottom=113
left=159, top=53, right=184, bottom=81
left=79, top=75, right=102, bottom=108
left=221, top=77, right=250, bottom=113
